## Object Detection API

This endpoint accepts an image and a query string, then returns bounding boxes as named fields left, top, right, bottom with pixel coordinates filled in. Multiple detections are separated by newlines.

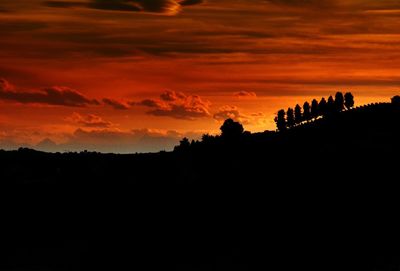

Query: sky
left=1, top=0, right=400, bottom=153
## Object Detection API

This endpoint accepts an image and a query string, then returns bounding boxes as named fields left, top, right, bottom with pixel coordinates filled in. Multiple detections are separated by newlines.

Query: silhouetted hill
left=1, top=101, right=400, bottom=271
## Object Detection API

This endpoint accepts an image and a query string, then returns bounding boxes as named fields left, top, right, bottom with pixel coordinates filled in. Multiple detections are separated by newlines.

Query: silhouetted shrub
left=201, top=134, right=215, bottom=144
left=174, top=137, right=191, bottom=152
left=294, top=104, right=302, bottom=124
left=220, top=119, right=244, bottom=138
left=344, top=92, right=355, bottom=109
left=335, top=92, right=345, bottom=112
left=311, top=99, right=319, bottom=118
left=319, top=98, right=327, bottom=116
left=287, top=108, right=295, bottom=127
left=303, top=102, right=311, bottom=121
left=391, top=95, right=400, bottom=106
left=327, top=96, right=335, bottom=115
left=275, top=109, right=286, bottom=131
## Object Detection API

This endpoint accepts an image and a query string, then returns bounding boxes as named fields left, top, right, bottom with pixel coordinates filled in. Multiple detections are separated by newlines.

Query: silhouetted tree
left=344, top=92, right=355, bottom=109
left=275, top=109, right=286, bottom=131
left=294, top=104, right=302, bottom=124
left=190, top=140, right=197, bottom=147
left=303, top=102, right=311, bottom=121
left=319, top=98, right=327, bottom=116
left=220, top=119, right=244, bottom=138
left=311, top=99, right=319, bottom=118
left=392, top=95, right=400, bottom=106
left=286, top=108, right=295, bottom=128
left=201, top=134, right=215, bottom=144
left=174, top=137, right=190, bottom=152
left=243, top=131, right=251, bottom=137
left=335, top=92, right=345, bottom=111
left=327, top=96, right=335, bottom=115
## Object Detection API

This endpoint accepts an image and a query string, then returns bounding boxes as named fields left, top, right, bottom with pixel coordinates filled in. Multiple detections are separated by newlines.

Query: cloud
left=265, top=0, right=400, bottom=11
left=102, top=98, right=130, bottom=110
left=160, top=90, right=187, bottom=102
left=135, top=90, right=211, bottom=120
left=213, top=105, right=248, bottom=123
left=266, top=0, right=335, bottom=8
left=0, top=78, right=14, bottom=91
left=133, top=99, right=164, bottom=108
left=43, top=1, right=88, bottom=8
left=213, top=105, right=267, bottom=126
left=179, top=0, right=203, bottom=5
left=65, top=112, right=113, bottom=128
left=234, top=91, right=257, bottom=99
left=0, top=79, right=99, bottom=107
left=36, top=138, right=58, bottom=151
left=44, top=0, right=204, bottom=15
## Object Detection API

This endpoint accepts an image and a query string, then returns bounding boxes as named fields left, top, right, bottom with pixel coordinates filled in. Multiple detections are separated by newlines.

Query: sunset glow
left=1, top=0, right=400, bottom=152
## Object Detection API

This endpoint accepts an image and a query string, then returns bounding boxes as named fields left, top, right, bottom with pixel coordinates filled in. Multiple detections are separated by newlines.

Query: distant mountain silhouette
left=1, top=95, right=400, bottom=271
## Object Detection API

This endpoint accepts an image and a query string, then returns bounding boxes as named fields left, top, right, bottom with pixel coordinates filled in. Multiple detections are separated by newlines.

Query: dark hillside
left=1, top=101, right=400, bottom=270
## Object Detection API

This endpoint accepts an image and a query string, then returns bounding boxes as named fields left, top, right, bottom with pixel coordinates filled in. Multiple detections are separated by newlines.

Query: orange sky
left=1, top=0, right=400, bottom=152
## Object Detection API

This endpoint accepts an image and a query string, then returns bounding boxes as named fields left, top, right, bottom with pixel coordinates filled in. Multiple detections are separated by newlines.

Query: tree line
left=275, top=92, right=355, bottom=131
left=175, top=91, right=356, bottom=152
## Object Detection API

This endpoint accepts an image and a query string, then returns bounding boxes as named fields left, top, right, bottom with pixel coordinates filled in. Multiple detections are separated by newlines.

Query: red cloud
left=0, top=78, right=14, bottom=91
left=102, top=98, right=130, bottom=110
left=214, top=105, right=267, bottom=126
left=65, top=112, right=113, bottom=128
left=160, top=90, right=187, bottom=101
left=44, top=0, right=204, bottom=15
left=234, top=91, right=257, bottom=99
left=135, top=90, right=211, bottom=120
left=0, top=79, right=99, bottom=107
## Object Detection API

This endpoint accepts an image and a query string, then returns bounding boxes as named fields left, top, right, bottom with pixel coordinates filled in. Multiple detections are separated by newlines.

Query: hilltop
left=1, top=95, right=400, bottom=271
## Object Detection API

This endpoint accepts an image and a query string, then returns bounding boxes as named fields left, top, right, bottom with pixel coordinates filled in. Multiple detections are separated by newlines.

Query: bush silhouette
left=220, top=119, right=244, bottom=138
left=174, top=137, right=191, bottom=152
left=275, top=109, right=286, bottom=131
left=335, top=92, right=345, bottom=112
left=327, top=96, right=335, bottom=115
left=201, top=134, right=215, bottom=144
left=303, top=102, right=311, bottom=121
left=344, top=92, right=355, bottom=109
left=319, top=98, right=327, bottom=116
left=311, top=99, right=319, bottom=118
left=287, top=108, right=295, bottom=128
left=294, top=104, right=302, bottom=124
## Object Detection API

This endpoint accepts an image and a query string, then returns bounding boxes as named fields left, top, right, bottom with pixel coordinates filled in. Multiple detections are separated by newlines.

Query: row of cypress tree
left=275, top=92, right=355, bottom=131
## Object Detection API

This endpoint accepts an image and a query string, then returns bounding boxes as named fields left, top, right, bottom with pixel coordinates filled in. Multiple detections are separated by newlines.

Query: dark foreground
left=1, top=103, right=400, bottom=270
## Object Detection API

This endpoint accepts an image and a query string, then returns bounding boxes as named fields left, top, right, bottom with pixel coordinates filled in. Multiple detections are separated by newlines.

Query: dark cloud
left=160, top=90, right=187, bottom=101
left=234, top=91, right=257, bottom=99
left=266, top=0, right=335, bottom=8
left=65, top=112, right=113, bottom=128
left=266, top=0, right=400, bottom=11
left=102, top=98, right=130, bottom=110
left=135, top=90, right=211, bottom=120
left=0, top=78, right=14, bottom=91
left=213, top=105, right=248, bottom=123
left=133, top=99, right=164, bottom=108
left=44, top=0, right=204, bottom=15
left=180, top=0, right=204, bottom=6
left=0, top=78, right=99, bottom=107
left=43, top=1, right=88, bottom=8
left=213, top=105, right=267, bottom=126
left=0, top=21, right=48, bottom=33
